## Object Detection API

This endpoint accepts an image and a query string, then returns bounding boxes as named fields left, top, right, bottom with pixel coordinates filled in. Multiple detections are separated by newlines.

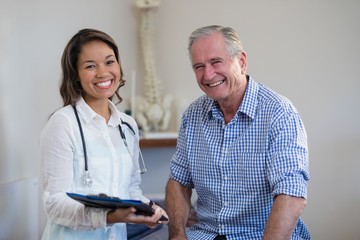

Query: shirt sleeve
left=267, top=109, right=310, bottom=199
left=40, top=112, right=108, bottom=230
left=169, top=111, right=194, bottom=188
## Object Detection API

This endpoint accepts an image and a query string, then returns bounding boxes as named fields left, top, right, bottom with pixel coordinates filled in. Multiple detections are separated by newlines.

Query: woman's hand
left=106, top=203, right=168, bottom=227
left=146, top=202, right=169, bottom=228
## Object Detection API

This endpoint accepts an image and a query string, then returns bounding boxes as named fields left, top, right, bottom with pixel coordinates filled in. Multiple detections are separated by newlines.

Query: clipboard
left=66, top=192, right=168, bottom=221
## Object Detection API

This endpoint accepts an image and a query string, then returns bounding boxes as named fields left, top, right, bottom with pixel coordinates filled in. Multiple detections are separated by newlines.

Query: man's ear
left=239, top=51, right=247, bottom=74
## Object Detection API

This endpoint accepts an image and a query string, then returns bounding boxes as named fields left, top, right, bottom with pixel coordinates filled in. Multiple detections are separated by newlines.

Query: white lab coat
left=40, top=97, right=148, bottom=240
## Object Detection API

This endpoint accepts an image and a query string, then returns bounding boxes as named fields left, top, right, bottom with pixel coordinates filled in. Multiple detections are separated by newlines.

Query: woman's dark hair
left=60, top=28, right=125, bottom=106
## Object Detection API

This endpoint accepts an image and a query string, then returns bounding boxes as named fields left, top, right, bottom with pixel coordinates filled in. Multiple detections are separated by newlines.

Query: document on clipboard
left=67, top=192, right=168, bottom=221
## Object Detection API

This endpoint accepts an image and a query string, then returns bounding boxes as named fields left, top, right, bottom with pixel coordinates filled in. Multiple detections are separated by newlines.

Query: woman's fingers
left=109, top=205, right=169, bottom=227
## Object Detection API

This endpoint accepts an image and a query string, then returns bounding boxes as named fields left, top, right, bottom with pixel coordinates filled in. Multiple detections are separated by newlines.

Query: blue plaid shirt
left=169, top=77, right=310, bottom=240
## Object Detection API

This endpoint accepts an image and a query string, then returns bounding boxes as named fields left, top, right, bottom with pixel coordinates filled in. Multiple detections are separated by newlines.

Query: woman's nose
left=96, top=65, right=109, bottom=78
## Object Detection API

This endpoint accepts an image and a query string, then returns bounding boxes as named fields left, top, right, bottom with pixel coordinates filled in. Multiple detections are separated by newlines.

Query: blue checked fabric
left=169, top=77, right=310, bottom=240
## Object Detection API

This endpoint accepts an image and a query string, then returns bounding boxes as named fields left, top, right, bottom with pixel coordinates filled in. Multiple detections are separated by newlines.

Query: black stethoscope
left=73, top=106, right=147, bottom=188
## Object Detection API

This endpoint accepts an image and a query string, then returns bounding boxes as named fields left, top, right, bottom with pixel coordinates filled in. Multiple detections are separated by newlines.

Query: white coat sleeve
left=40, top=112, right=108, bottom=230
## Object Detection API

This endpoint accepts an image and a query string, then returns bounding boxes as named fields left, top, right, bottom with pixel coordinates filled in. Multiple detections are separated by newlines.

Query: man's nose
left=204, top=65, right=216, bottom=81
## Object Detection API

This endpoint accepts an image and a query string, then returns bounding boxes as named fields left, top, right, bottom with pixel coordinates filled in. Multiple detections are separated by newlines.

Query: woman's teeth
left=96, top=80, right=111, bottom=87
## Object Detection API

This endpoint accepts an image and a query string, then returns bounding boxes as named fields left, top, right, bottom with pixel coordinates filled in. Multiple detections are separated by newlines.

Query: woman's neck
left=84, top=97, right=111, bottom=122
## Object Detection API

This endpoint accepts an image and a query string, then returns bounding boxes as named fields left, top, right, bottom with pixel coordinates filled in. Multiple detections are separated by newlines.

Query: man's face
left=190, top=32, right=246, bottom=104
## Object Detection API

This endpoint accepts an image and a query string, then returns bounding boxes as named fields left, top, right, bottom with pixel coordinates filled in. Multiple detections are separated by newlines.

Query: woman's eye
left=85, top=65, right=95, bottom=69
left=107, top=60, right=115, bottom=65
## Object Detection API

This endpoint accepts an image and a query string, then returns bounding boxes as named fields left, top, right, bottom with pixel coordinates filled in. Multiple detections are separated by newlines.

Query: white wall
left=1, top=0, right=359, bottom=239
left=0, top=0, right=139, bottom=238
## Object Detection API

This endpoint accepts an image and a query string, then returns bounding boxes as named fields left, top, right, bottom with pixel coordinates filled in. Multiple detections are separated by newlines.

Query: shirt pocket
left=73, top=156, right=111, bottom=194
left=88, top=157, right=111, bottom=191
left=232, top=152, right=268, bottom=192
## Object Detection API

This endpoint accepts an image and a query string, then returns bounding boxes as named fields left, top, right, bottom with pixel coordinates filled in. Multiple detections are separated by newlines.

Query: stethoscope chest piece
left=84, top=170, right=93, bottom=188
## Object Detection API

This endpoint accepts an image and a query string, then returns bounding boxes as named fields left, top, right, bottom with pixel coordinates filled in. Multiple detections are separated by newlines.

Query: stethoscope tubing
left=72, top=105, right=145, bottom=188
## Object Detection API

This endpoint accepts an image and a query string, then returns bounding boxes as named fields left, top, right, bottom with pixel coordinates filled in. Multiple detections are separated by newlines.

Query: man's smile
left=207, top=79, right=225, bottom=87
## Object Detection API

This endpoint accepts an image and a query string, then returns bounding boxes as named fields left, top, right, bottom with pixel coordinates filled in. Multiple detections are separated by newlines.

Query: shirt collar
left=75, top=97, right=121, bottom=126
left=208, top=75, right=259, bottom=120
left=239, top=76, right=258, bottom=120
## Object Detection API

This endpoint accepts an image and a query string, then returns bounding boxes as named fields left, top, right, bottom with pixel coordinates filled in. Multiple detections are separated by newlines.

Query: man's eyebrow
left=210, top=57, right=223, bottom=62
left=192, top=57, right=224, bottom=69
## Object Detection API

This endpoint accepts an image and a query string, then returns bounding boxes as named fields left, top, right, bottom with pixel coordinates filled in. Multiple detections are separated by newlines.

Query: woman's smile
left=95, top=79, right=113, bottom=89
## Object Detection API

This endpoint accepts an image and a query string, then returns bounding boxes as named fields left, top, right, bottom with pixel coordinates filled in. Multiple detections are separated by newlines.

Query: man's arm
left=263, top=194, right=307, bottom=240
left=165, top=179, right=192, bottom=240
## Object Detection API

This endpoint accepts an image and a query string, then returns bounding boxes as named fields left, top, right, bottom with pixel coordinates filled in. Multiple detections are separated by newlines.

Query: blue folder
left=67, top=192, right=168, bottom=221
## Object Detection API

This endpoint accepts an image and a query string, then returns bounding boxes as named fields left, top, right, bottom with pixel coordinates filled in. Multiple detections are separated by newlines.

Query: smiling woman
left=77, top=40, right=121, bottom=114
left=40, top=28, right=168, bottom=240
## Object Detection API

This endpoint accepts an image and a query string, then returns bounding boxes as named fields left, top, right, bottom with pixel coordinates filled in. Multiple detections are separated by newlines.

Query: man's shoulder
left=255, top=82, right=298, bottom=114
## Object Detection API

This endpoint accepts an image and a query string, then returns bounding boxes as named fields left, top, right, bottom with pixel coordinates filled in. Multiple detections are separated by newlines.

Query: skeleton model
left=134, top=0, right=173, bottom=132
